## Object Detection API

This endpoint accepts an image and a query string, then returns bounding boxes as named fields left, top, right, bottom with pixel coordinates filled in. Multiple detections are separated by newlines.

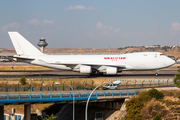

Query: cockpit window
left=160, top=54, right=164, bottom=56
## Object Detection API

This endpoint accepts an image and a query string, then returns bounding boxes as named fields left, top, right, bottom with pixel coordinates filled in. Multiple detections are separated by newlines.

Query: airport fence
left=0, top=82, right=175, bottom=92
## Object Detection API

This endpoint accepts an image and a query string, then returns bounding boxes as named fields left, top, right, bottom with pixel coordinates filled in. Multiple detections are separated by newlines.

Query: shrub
left=173, top=70, right=180, bottom=88
left=41, top=114, right=57, bottom=120
left=153, top=113, right=161, bottom=120
left=125, top=96, right=142, bottom=120
left=167, top=91, right=173, bottom=96
left=135, top=114, right=142, bottom=120
left=20, top=77, right=26, bottom=85
left=148, top=88, right=164, bottom=100
left=138, top=91, right=150, bottom=102
left=125, top=88, right=163, bottom=120
left=178, top=94, right=180, bottom=99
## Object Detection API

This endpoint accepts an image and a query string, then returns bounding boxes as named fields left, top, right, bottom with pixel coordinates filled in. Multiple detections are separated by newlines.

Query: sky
left=1, top=0, right=180, bottom=48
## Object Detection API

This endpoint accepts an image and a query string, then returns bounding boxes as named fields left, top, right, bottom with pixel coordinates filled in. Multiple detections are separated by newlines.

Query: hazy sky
left=1, top=0, right=180, bottom=48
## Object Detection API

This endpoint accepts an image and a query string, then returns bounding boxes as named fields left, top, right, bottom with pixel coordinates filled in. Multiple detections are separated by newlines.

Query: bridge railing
left=0, top=91, right=139, bottom=104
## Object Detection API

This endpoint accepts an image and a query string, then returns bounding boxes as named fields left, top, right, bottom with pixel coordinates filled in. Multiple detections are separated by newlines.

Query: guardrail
left=0, top=91, right=138, bottom=105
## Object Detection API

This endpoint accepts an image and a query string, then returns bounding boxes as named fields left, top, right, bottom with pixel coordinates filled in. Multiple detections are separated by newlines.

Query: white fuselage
left=21, top=52, right=175, bottom=72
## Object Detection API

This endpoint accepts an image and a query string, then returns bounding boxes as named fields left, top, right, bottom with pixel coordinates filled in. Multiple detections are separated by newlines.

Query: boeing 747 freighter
left=8, top=32, right=175, bottom=76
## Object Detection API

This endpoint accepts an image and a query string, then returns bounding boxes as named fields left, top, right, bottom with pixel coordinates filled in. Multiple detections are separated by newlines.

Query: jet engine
left=80, top=66, right=91, bottom=73
left=106, top=67, right=117, bottom=75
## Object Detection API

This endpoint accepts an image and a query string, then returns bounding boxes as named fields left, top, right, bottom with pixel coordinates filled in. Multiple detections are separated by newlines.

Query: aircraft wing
left=50, top=62, right=126, bottom=69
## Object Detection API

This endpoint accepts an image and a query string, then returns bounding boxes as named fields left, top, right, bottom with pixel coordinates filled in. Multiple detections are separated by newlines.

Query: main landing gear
left=155, top=70, right=159, bottom=76
left=89, top=71, right=104, bottom=76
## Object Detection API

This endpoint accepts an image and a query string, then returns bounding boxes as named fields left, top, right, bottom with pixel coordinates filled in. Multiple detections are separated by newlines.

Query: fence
left=0, top=81, right=175, bottom=92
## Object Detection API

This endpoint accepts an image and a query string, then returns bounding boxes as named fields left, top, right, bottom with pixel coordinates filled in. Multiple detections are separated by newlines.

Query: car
left=102, top=83, right=117, bottom=90
left=102, top=81, right=121, bottom=90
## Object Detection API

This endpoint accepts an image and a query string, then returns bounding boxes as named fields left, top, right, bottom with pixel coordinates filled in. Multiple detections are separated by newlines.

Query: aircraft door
left=155, top=53, right=157, bottom=58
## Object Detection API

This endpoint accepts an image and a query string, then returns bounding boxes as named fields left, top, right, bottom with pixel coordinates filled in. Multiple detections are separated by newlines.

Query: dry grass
left=140, top=90, right=180, bottom=119
left=161, top=90, right=180, bottom=98
left=0, top=78, right=120, bottom=88
left=0, top=65, right=50, bottom=70
left=34, top=103, right=54, bottom=112
left=4, top=105, right=25, bottom=113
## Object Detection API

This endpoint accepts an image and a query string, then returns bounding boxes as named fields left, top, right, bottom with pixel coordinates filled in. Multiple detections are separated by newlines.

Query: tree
left=153, top=113, right=161, bottom=120
left=20, top=76, right=26, bottom=85
left=174, top=69, right=180, bottom=88
left=148, top=88, right=164, bottom=100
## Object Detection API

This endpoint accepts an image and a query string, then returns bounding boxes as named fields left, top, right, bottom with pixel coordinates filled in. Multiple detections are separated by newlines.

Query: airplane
left=8, top=32, right=175, bottom=76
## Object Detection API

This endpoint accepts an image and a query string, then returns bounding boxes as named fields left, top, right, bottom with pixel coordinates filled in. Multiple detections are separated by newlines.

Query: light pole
left=158, top=80, right=161, bottom=87
left=5, top=81, right=8, bottom=92
left=126, top=80, right=129, bottom=89
left=91, top=80, right=94, bottom=89
left=73, top=81, right=75, bottom=90
left=41, top=81, right=44, bottom=91
left=85, top=82, right=112, bottom=120
left=18, top=81, right=20, bottom=92
left=167, top=79, right=169, bottom=86
left=52, top=80, right=55, bottom=91
left=83, top=81, right=86, bottom=90
left=150, top=80, right=152, bottom=88
left=142, top=80, right=145, bottom=88
left=63, top=83, right=75, bottom=120
left=134, top=80, right=137, bottom=88
left=29, top=80, right=32, bottom=91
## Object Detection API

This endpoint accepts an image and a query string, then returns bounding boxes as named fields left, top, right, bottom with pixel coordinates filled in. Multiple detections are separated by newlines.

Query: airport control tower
left=37, top=38, right=48, bottom=53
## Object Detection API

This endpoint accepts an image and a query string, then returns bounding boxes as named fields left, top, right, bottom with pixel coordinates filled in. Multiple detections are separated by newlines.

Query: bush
left=125, top=96, right=142, bottom=120
left=173, top=69, right=180, bottom=88
left=41, top=114, right=57, bottom=120
left=135, top=114, right=142, bottom=120
left=167, top=91, right=173, bottom=96
left=20, top=77, right=26, bottom=85
left=148, top=88, right=164, bottom=100
left=153, top=113, right=161, bottom=120
left=125, top=88, right=163, bottom=120
left=138, top=91, right=150, bottom=102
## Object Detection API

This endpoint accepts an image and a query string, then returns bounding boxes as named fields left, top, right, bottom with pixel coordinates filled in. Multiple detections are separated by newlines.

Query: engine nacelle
left=106, top=67, right=117, bottom=75
left=80, top=66, right=91, bottom=74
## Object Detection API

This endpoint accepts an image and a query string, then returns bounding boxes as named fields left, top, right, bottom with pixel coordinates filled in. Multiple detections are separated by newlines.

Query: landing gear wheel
left=155, top=70, right=159, bottom=76
left=155, top=72, right=159, bottom=76
left=99, top=72, right=104, bottom=76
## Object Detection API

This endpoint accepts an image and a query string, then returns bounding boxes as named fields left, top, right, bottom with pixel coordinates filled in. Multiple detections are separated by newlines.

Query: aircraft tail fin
left=8, top=32, right=44, bottom=56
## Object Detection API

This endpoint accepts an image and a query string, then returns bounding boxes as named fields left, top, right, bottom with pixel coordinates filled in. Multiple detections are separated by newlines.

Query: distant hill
left=1, top=46, right=180, bottom=58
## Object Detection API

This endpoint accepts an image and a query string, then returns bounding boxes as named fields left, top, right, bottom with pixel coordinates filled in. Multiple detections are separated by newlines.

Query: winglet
left=8, top=32, right=44, bottom=56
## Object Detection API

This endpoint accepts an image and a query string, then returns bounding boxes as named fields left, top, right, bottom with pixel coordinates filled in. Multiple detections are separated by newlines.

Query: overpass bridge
left=0, top=90, right=138, bottom=120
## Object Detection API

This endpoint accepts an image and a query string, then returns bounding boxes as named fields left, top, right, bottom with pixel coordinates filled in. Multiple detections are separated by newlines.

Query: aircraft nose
left=166, top=57, right=175, bottom=66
